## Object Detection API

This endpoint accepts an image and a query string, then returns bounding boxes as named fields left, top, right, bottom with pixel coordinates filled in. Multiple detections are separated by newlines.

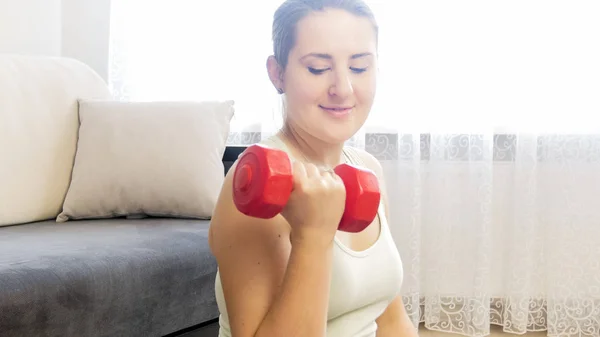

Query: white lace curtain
left=108, top=1, right=600, bottom=336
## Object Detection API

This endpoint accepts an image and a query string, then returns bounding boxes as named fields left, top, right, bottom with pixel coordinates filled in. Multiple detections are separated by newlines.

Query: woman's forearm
left=376, top=295, right=420, bottom=337
left=377, top=322, right=419, bottom=337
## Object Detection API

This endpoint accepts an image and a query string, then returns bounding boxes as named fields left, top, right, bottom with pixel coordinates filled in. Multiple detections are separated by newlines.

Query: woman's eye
left=308, top=67, right=329, bottom=75
left=308, top=66, right=368, bottom=75
left=350, top=67, right=368, bottom=74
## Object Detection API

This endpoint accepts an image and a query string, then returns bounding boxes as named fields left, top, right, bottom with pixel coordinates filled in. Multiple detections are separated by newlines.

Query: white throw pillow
left=56, top=99, right=234, bottom=222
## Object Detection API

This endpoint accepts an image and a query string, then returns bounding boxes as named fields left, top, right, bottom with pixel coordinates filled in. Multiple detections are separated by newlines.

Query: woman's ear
left=266, top=55, right=284, bottom=94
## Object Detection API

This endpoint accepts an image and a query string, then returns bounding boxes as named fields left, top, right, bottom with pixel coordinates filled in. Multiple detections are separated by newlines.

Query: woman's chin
left=318, top=126, right=359, bottom=144
left=296, top=117, right=363, bottom=144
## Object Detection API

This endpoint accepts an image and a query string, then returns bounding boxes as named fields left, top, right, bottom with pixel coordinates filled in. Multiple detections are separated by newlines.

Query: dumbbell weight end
left=334, top=163, right=381, bottom=233
left=232, top=144, right=294, bottom=218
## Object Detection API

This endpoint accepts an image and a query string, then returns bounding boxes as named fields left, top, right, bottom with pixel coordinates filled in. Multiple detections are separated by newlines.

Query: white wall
left=0, top=0, right=111, bottom=81
left=0, top=0, right=62, bottom=56
left=61, top=0, right=111, bottom=81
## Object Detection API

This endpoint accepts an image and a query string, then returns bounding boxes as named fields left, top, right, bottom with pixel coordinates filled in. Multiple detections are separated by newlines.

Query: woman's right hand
left=280, top=161, right=347, bottom=250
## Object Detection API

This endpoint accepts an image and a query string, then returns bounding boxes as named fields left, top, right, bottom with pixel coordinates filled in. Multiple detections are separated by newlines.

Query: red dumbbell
left=232, top=144, right=381, bottom=233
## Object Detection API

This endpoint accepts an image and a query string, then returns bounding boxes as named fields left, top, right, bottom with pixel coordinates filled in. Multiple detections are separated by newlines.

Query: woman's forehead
left=292, top=9, right=377, bottom=57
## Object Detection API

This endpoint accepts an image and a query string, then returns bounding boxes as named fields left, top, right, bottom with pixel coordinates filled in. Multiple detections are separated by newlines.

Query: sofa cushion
left=0, top=218, right=219, bottom=337
left=0, top=55, right=111, bottom=227
left=56, top=99, right=234, bottom=222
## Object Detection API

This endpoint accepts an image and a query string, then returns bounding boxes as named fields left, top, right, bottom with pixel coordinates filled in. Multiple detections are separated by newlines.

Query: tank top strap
left=342, top=145, right=365, bottom=167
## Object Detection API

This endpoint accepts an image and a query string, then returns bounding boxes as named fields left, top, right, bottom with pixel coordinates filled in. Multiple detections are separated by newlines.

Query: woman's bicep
left=215, top=225, right=290, bottom=337
left=210, top=166, right=292, bottom=337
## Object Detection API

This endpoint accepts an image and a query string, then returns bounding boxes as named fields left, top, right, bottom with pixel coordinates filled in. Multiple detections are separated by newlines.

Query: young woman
left=209, top=1, right=418, bottom=336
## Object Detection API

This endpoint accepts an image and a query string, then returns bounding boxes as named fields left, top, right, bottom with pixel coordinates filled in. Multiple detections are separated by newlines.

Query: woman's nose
left=328, top=70, right=354, bottom=98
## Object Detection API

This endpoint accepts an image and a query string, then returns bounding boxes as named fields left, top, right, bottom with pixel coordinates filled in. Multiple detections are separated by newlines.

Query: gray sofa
left=0, top=54, right=243, bottom=336
left=0, top=149, right=242, bottom=337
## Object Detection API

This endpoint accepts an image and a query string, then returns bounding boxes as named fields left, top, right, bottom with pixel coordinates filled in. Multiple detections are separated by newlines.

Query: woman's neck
left=278, top=124, right=345, bottom=170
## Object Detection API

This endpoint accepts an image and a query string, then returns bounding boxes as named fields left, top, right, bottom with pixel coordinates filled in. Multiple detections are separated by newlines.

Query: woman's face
left=269, top=8, right=378, bottom=144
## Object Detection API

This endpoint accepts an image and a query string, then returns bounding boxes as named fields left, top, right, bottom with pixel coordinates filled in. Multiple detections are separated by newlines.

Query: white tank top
left=214, top=135, right=404, bottom=337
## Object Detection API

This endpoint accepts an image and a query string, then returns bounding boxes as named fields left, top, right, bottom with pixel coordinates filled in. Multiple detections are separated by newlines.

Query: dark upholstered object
left=0, top=218, right=218, bottom=337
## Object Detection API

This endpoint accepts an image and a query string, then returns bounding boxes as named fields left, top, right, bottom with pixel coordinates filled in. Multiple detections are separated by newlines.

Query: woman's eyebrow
left=351, top=52, right=373, bottom=59
left=300, top=52, right=373, bottom=60
left=300, top=53, right=332, bottom=60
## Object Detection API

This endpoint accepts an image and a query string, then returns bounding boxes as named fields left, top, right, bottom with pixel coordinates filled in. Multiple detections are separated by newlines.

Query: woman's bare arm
left=209, top=161, right=334, bottom=337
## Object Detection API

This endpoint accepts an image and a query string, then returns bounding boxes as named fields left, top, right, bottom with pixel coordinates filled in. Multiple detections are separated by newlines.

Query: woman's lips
left=320, top=105, right=353, bottom=118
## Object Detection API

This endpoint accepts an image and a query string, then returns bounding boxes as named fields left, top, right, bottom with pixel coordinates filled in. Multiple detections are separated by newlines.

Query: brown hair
left=272, top=0, right=379, bottom=69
